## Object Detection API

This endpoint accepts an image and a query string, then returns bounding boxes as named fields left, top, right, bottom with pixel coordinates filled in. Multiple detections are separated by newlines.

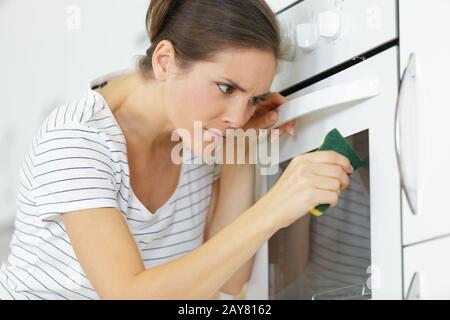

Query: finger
left=310, top=163, right=350, bottom=191
left=278, top=120, right=296, bottom=136
left=255, top=109, right=280, bottom=129
left=246, top=93, right=289, bottom=131
left=244, top=112, right=275, bottom=133
left=251, top=105, right=268, bottom=118
left=303, top=151, right=353, bottom=174
left=312, top=189, right=340, bottom=208
left=286, top=120, right=296, bottom=130
left=259, top=92, right=287, bottom=106
left=313, top=176, right=341, bottom=194
left=256, top=93, right=288, bottom=112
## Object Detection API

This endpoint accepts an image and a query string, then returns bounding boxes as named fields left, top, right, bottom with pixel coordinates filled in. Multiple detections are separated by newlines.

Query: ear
left=151, top=40, right=177, bottom=81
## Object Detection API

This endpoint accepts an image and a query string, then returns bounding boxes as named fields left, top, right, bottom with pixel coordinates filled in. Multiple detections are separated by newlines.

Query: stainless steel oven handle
left=271, top=77, right=380, bottom=129
left=394, top=53, right=418, bottom=215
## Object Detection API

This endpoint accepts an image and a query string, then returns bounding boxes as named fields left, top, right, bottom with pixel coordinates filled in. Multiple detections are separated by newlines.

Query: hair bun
left=147, top=0, right=177, bottom=42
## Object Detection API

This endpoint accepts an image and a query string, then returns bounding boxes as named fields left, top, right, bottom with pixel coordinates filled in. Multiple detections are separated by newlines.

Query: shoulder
left=36, top=90, right=125, bottom=149
left=43, top=90, right=104, bottom=130
left=31, top=91, right=123, bottom=175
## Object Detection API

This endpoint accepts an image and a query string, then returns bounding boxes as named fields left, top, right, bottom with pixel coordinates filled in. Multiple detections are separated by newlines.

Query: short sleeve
left=31, top=123, right=119, bottom=221
left=213, top=164, right=221, bottom=182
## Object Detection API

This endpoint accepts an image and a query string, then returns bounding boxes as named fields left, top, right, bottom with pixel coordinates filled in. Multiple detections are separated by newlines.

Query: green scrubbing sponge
left=309, top=129, right=363, bottom=217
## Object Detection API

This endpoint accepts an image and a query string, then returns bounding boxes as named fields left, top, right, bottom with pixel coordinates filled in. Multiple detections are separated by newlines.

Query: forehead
left=194, top=48, right=277, bottom=92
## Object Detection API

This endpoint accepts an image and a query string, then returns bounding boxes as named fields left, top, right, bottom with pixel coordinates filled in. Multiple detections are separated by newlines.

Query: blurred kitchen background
left=1, top=0, right=450, bottom=300
left=0, top=0, right=151, bottom=261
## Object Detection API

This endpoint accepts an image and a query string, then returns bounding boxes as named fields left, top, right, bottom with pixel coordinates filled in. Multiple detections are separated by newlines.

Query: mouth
left=204, top=128, right=225, bottom=140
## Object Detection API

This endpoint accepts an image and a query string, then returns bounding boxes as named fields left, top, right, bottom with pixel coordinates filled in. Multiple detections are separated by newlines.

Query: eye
left=217, top=83, right=235, bottom=95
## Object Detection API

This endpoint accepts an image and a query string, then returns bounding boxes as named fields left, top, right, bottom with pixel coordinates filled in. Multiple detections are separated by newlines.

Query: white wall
left=0, top=0, right=150, bottom=228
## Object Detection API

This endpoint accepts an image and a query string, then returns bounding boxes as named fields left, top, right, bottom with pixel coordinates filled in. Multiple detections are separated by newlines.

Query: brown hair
left=138, top=0, right=281, bottom=77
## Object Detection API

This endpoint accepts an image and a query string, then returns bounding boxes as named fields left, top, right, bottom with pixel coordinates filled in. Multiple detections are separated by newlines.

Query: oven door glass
left=268, top=130, right=371, bottom=300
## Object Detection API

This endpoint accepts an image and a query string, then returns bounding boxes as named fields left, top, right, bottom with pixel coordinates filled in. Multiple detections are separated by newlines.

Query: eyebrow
left=223, top=78, right=271, bottom=100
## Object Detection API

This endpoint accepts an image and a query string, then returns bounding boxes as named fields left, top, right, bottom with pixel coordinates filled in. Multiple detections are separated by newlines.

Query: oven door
left=246, top=46, right=402, bottom=300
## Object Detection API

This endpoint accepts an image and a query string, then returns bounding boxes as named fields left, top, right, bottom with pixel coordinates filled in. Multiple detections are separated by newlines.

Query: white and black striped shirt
left=0, top=89, right=220, bottom=300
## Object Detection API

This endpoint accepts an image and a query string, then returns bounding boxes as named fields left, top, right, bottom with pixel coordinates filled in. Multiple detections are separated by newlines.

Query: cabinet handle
left=406, top=272, right=421, bottom=300
left=271, top=77, right=379, bottom=129
left=394, top=53, right=418, bottom=215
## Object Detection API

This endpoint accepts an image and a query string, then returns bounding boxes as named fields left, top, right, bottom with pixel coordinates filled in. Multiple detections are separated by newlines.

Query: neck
left=100, top=71, right=176, bottom=151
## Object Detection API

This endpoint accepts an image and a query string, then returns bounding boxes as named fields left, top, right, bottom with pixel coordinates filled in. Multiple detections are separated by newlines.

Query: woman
left=0, top=0, right=353, bottom=300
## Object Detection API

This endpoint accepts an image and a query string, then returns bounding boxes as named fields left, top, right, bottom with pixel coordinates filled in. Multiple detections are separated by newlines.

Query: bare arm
left=63, top=199, right=276, bottom=300
left=204, top=163, right=256, bottom=296
left=63, top=150, right=352, bottom=300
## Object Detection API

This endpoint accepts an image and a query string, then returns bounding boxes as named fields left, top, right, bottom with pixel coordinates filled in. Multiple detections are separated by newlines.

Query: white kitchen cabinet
left=403, top=236, right=450, bottom=299
left=399, top=0, right=450, bottom=246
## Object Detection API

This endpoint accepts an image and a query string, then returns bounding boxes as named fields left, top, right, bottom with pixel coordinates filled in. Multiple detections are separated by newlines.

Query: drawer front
left=404, top=236, right=450, bottom=299
left=273, top=0, right=397, bottom=91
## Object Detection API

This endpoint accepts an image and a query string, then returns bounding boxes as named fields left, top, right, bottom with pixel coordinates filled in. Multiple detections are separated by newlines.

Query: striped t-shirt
left=0, top=88, right=221, bottom=300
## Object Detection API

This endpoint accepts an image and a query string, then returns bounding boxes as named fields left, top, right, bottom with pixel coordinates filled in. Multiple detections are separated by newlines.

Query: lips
left=204, top=128, right=225, bottom=139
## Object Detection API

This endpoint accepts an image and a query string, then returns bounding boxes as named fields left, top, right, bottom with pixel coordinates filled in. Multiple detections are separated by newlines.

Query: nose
left=221, top=100, right=250, bottom=129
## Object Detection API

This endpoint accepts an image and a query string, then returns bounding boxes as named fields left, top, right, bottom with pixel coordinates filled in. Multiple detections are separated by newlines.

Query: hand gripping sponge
left=309, top=129, right=363, bottom=217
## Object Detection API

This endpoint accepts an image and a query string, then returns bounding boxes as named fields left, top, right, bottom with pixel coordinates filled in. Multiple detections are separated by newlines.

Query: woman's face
left=163, top=48, right=277, bottom=157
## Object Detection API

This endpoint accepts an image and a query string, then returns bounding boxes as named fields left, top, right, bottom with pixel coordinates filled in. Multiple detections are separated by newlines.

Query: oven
left=246, top=0, right=403, bottom=300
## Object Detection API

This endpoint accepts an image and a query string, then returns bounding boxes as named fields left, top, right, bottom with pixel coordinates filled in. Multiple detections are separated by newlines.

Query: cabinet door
left=399, top=0, right=450, bottom=245
left=404, top=236, right=450, bottom=299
